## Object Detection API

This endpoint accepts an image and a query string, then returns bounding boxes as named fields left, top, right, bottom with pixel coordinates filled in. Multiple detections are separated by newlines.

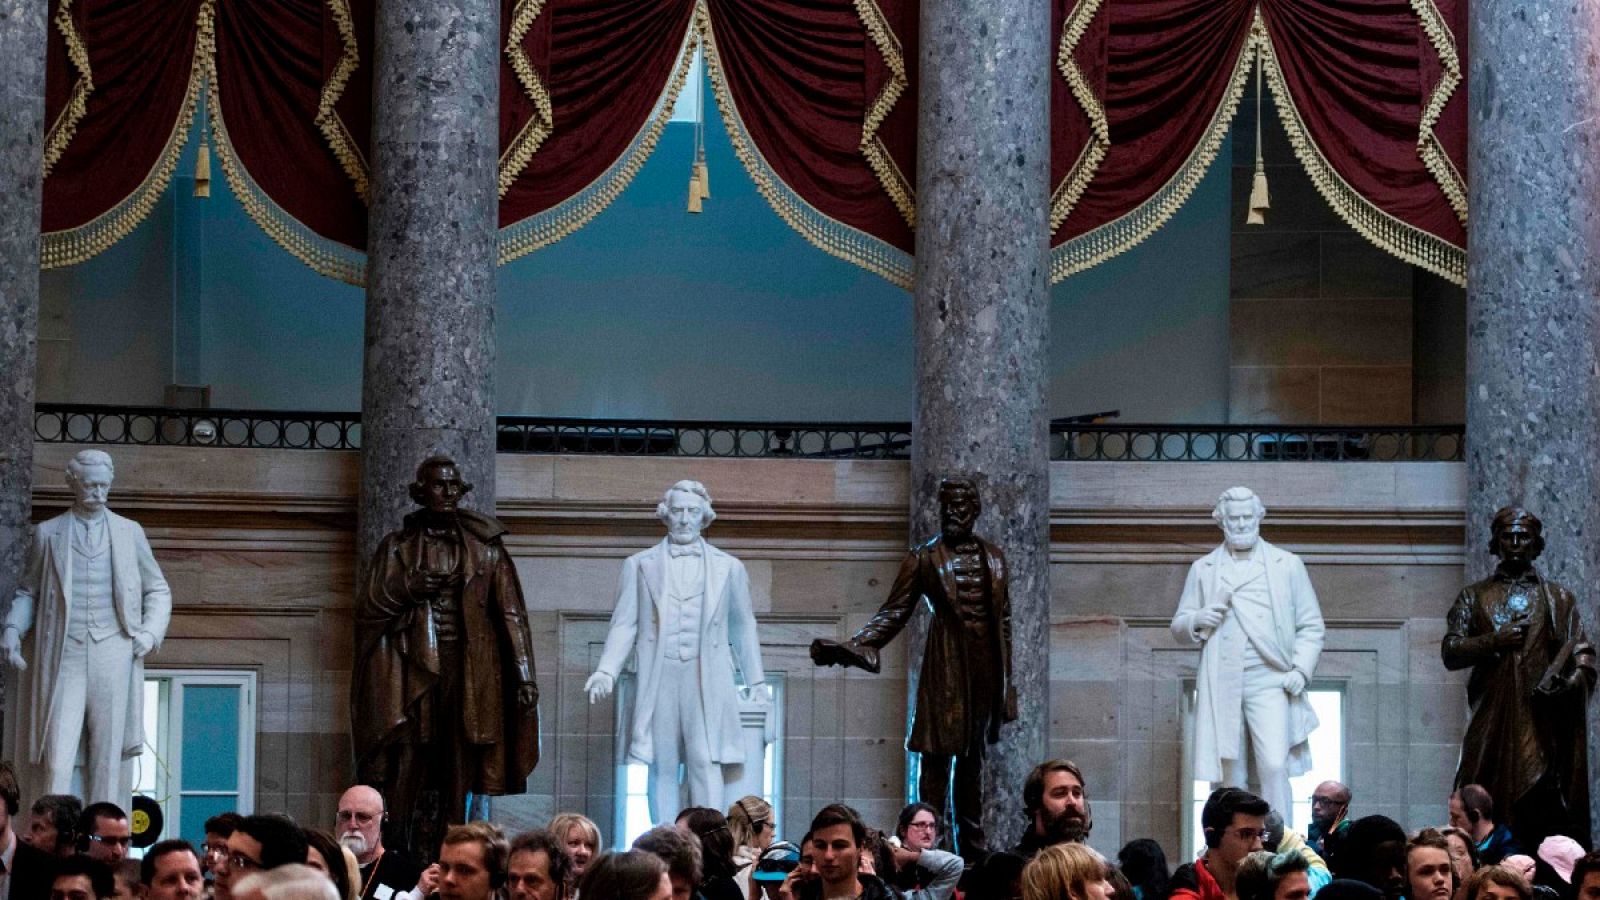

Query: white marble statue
left=1170, top=486, right=1324, bottom=817
left=586, top=480, right=769, bottom=821
left=2, top=449, right=172, bottom=806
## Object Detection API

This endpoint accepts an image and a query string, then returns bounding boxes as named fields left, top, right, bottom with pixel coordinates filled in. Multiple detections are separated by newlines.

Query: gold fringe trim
left=1050, top=19, right=1260, bottom=283
left=40, top=0, right=206, bottom=268
left=43, top=0, right=94, bottom=179
left=1257, top=16, right=1465, bottom=285
left=1410, top=0, right=1466, bottom=224
left=202, top=0, right=367, bottom=284
left=497, top=4, right=699, bottom=263
left=498, top=0, right=555, bottom=196
left=315, top=0, right=370, bottom=202
left=853, top=0, right=913, bottom=227
left=1050, top=0, right=1109, bottom=231
left=700, top=0, right=912, bottom=288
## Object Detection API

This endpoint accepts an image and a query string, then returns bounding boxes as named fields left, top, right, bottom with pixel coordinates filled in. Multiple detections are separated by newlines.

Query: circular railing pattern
left=34, top=406, right=1463, bottom=462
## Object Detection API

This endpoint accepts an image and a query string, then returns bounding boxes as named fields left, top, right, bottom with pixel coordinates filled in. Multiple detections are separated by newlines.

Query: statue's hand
left=406, top=569, right=448, bottom=597
left=810, top=639, right=880, bottom=673
left=1282, top=670, right=1308, bottom=696
left=745, top=682, right=773, bottom=705
left=1493, top=616, right=1529, bottom=651
left=1194, top=604, right=1227, bottom=631
left=517, top=682, right=538, bottom=711
left=0, top=629, right=25, bottom=671
left=584, top=672, right=614, bottom=703
left=132, top=632, right=155, bottom=658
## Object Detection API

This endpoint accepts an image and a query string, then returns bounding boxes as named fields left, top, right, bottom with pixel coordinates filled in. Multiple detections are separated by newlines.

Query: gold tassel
left=1247, top=165, right=1269, bottom=225
left=194, top=141, right=212, bottom=198
left=687, top=168, right=703, bottom=213
left=1244, top=48, right=1267, bottom=225
left=694, top=160, right=709, bottom=199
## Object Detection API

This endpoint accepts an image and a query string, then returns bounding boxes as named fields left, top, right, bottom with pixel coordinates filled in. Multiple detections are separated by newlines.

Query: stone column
left=1466, top=0, right=1600, bottom=844
left=0, top=3, right=48, bottom=673
left=911, top=0, right=1052, bottom=852
left=360, top=0, right=501, bottom=562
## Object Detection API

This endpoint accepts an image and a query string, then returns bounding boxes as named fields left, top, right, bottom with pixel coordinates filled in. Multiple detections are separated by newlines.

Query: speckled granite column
left=1466, top=0, right=1600, bottom=844
left=0, top=2, right=47, bottom=700
left=360, top=0, right=500, bottom=562
left=911, top=0, right=1051, bottom=852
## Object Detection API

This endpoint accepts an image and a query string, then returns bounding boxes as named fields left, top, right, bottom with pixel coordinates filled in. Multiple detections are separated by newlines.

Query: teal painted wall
left=40, top=107, right=1231, bottom=422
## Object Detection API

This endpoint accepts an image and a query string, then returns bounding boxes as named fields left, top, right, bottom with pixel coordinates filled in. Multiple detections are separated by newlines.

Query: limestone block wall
left=24, top=446, right=1468, bottom=854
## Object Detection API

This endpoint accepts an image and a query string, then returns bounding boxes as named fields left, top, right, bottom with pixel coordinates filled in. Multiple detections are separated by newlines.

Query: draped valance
left=39, top=0, right=1466, bottom=287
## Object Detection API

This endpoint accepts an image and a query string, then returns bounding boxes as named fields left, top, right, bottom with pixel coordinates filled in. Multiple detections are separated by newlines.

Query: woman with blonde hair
left=1023, top=843, right=1116, bottom=900
left=550, top=813, right=602, bottom=894
left=727, top=796, right=775, bottom=898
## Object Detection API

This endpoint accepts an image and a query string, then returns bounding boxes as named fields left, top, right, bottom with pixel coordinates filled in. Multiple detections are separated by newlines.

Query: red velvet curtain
left=1261, top=0, right=1465, bottom=275
left=497, top=0, right=699, bottom=258
left=702, top=0, right=915, bottom=283
left=211, top=0, right=369, bottom=279
left=39, top=0, right=1467, bottom=286
left=40, top=0, right=205, bottom=267
left=1051, top=0, right=1256, bottom=277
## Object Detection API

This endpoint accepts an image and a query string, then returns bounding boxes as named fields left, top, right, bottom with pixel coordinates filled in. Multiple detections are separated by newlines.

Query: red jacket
left=1171, top=857, right=1226, bottom=900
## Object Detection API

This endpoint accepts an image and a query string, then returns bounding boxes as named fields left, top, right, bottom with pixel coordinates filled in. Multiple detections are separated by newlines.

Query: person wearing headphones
left=338, top=786, right=421, bottom=900
left=78, top=803, right=132, bottom=865
left=436, top=824, right=508, bottom=900
left=1171, top=788, right=1270, bottom=900
left=24, top=795, right=81, bottom=859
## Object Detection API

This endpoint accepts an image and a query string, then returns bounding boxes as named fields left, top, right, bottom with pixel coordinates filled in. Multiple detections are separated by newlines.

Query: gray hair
left=1212, top=486, right=1265, bottom=524
left=656, top=480, right=716, bottom=527
left=66, top=449, right=115, bottom=482
left=232, top=865, right=340, bottom=900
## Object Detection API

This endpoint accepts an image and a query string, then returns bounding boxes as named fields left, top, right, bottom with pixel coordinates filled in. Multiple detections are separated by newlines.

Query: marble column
left=0, top=3, right=48, bottom=671
left=1465, top=0, right=1600, bottom=844
left=360, top=0, right=501, bottom=561
left=910, top=0, right=1052, bottom=852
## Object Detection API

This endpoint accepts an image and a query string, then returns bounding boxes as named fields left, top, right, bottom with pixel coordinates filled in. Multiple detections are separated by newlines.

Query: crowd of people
left=0, top=759, right=1591, bottom=900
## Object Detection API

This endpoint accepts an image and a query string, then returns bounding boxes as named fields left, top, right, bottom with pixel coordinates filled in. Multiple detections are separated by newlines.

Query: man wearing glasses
left=1172, top=788, right=1270, bottom=900
left=213, top=816, right=308, bottom=900
left=1306, top=782, right=1351, bottom=866
left=77, top=804, right=131, bottom=864
left=337, top=785, right=421, bottom=900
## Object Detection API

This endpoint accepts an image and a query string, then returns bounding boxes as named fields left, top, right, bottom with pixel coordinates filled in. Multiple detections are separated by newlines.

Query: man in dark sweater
left=338, top=786, right=422, bottom=900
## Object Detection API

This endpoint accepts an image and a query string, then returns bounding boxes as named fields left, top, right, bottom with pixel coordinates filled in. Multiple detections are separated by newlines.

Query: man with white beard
left=337, top=786, right=421, bottom=900
left=1171, top=486, right=1326, bottom=817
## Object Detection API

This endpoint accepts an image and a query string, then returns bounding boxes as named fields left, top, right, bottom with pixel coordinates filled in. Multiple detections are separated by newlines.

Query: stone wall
left=23, top=446, right=1469, bottom=856
left=1227, top=93, right=1465, bottom=426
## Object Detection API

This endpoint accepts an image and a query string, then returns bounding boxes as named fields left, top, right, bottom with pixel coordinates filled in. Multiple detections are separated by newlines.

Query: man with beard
left=812, top=478, right=1017, bottom=863
left=1015, top=759, right=1091, bottom=858
left=1172, top=487, right=1325, bottom=819
left=337, top=786, right=421, bottom=900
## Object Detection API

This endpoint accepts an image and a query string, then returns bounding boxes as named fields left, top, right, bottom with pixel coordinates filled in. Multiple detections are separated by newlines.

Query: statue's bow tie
left=668, top=543, right=702, bottom=558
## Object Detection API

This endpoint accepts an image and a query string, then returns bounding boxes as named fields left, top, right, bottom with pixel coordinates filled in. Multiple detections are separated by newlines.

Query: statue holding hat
left=1442, top=507, right=1596, bottom=849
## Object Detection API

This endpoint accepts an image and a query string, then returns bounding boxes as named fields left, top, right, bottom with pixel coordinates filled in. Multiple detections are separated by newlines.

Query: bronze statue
left=351, top=455, right=539, bottom=857
left=810, top=477, right=1017, bottom=861
left=1442, top=507, right=1595, bottom=849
